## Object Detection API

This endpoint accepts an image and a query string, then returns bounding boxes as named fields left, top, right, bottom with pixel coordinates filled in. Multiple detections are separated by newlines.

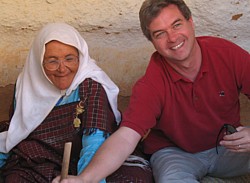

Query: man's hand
left=220, top=126, right=250, bottom=152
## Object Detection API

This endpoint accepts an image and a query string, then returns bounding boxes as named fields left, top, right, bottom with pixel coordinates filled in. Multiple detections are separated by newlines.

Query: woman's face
left=43, top=40, right=79, bottom=90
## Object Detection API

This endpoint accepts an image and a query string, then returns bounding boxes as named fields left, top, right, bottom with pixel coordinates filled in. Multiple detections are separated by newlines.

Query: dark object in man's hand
left=216, top=124, right=238, bottom=154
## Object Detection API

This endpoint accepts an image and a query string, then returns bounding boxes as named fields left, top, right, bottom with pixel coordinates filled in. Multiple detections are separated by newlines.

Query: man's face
left=149, top=4, right=196, bottom=63
left=43, top=40, right=79, bottom=90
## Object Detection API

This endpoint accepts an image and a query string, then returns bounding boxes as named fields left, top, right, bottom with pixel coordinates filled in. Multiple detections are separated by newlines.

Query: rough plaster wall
left=0, top=0, right=249, bottom=96
left=189, top=0, right=250, bottom=51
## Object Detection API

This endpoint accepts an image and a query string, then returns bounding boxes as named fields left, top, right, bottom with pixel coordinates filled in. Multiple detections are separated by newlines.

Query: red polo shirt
left=121, top=36, right=250, bottom=154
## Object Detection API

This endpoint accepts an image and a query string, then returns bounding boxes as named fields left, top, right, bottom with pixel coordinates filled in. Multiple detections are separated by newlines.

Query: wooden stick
left=60, top=142, right=72, bottom=181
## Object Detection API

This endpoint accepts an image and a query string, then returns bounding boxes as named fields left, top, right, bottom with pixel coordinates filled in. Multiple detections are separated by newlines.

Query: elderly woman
left=0, top=23, right=153, bottom=183
left=0, top=23, right=121, bottom=182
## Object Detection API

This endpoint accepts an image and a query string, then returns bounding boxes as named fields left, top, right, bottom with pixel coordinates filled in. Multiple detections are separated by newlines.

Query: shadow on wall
left=0, top=85, right=14, bottom=121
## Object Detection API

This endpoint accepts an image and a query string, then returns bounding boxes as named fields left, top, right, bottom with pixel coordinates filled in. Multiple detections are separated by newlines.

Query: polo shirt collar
left=160, top=48, right=209, bottom=83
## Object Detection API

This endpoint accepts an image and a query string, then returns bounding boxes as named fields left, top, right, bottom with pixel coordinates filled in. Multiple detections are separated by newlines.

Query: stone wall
left=0, top=0, right=249, bottom=119
left=0, top=0, right=249, bottom=97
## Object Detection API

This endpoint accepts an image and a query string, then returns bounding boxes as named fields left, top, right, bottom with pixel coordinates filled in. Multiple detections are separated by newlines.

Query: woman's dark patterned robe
left=0, top=78, right=153, bottom=183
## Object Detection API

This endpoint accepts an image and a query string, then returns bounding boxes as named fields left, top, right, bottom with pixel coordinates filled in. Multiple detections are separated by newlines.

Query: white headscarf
left=0, top=22, right=121, bottom=153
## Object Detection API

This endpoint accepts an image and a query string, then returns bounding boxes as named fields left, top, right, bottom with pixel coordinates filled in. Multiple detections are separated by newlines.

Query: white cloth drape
left=0, top=23, right=121, bottom=153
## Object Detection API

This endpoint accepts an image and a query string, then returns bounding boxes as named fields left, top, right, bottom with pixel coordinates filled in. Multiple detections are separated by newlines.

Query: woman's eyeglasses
left=43, top=55, right=79, bottom=71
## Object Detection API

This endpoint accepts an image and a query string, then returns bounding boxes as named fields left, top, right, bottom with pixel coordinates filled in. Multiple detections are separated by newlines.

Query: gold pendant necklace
left=73, top=100, right=85, bottom=128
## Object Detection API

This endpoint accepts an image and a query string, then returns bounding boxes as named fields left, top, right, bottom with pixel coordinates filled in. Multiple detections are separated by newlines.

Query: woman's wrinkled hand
left=220, top=126, right=250, bottom=152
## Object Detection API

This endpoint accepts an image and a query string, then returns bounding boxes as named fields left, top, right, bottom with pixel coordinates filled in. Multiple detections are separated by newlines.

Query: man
left=53, top=0, right=250, bottom=182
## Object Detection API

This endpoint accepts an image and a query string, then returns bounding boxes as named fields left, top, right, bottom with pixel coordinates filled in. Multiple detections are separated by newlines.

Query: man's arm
left=78, top=126, right=141, bottom=182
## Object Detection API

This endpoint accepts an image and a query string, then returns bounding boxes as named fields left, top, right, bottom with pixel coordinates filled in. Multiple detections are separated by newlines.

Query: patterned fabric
left=1, top=79, right=116, bottom=183
left=1, top=78, right=153, bottom=182
left=81, top=78, right=117, bottom=134
left=107, top=165, right=154, bottom=183
left=107, top=146, right=154, bottom=183
left=2, top=102, right=78, bottom=182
